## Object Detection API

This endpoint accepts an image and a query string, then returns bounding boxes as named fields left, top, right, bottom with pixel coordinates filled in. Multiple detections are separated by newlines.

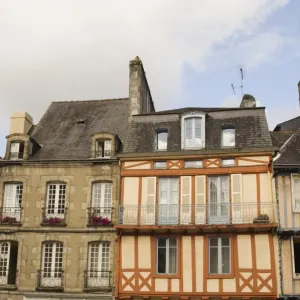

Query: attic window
left=76, top=119, right=86, bottom=125
left=157, top=130, right=168, bottom=151
left=96, top=139, right=111, bottom=158
left=222, top=128, right=235, bottom=147
left=9, top=141, right=25, bottom=160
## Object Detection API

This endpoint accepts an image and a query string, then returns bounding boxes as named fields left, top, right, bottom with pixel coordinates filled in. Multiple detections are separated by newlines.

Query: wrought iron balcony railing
left=87, top=207, right=113, bottom=226
left=41, top=207, right=67, bottom=226
left=84, top=270, right=111, bottom=289
left=9, top=152, right=24, bottom=160
left=37, top=270, right=64, bottom=290
left=0, top=207, right=22, bottom=224
left=118, top=202, right=277, bottom=226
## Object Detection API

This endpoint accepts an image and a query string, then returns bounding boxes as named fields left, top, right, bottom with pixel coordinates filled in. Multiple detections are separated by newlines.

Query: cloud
left=0, top=0, right=290, bottom=154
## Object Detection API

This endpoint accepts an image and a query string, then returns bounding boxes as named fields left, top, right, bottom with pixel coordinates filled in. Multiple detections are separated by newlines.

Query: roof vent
left=240, top=94, right=256, bottom=108
left=76, top=119, right=86, bottom=125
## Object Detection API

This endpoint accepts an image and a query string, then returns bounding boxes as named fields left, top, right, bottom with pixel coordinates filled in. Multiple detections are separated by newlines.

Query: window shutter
left=231, top=174, right=242, bottom=223
left=181, top=176, right=191, bottom=223
left=195, top=175, right=206, bottom=224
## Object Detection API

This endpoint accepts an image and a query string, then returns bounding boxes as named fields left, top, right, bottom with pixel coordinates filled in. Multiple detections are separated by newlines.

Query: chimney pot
left=240, top=94, right=256, bottom=108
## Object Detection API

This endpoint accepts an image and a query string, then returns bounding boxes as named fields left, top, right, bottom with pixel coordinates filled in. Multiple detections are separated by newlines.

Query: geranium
left=43, top=217, right=63, bottom=224
left=2, top=216, right=17, bottom=223
left=91, top=216, right=111, bottom=226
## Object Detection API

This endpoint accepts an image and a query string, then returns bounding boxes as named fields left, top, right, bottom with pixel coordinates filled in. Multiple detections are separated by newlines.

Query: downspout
left=275, top=174, right=284, bottom=297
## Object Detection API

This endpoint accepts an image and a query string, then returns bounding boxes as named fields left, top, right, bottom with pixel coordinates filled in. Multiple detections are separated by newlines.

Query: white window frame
left=46, top=183, right=66, bottom=218
left=41, top=242, right=63, bottom=287
left=0, top=241, right=10, bottom=285
left=3, top=183, right=23, bottom=222
left=96, top=140, right=112, bottom=158
left=222, top=128, right=235, bottom=147
left=156, top=238, right=178, bottom=274
left=181, top=113, right=205, bottom=149
left=222, top=159, right=235, bottom=167
left=291, top=237, right=300, bottom=279
left=209, top=237, right=231, bottom=275
left=91, top=182, right=112, bottom=217
left=9, top=142, right=24, bottom=160
left=292, top=174, right=300, bottom=213
left=157, top=131, right=168, bottom=151
left=154, top=161, right=167, bottom=169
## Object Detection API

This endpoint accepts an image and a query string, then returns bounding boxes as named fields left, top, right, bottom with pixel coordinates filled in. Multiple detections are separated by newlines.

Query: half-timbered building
left=115, top=58, right=279, bottom=300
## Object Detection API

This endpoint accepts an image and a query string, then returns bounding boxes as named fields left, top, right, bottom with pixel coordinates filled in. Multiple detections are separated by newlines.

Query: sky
left=0, top=0, right=300, bottom=156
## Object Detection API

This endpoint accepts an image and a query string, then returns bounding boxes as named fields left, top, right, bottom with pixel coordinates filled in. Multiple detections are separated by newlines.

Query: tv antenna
left=231, top=66, right=244, bottom=96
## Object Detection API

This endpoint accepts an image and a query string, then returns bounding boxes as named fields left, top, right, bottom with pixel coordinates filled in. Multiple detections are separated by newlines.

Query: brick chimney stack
left=240, top=94, right=256, bottom=108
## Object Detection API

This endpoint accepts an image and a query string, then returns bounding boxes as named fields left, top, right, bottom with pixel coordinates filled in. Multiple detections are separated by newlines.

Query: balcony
left=118, top=202, right=277, bottom=228
left=36, top=270, right=64, bottom=292
left=41, top=207, right=67, bottom=226
left=0, top=207, right=22, bottom=225
left=9, top=152, right=24, bottom=160
left=83, top=271, right=112, bottom=291
left=87, top=207, right=113, bottom=226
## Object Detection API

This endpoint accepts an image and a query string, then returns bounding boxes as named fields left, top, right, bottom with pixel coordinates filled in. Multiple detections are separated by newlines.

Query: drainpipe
left=275, top=174, right=284, bottom=297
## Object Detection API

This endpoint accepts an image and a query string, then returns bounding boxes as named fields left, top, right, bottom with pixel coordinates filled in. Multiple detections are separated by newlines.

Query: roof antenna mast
left=231, top=65, right=245, bottom=96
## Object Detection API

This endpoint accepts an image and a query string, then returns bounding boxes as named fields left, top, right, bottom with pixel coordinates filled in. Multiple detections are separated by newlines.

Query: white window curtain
left=157, top=238, right=177, bottom=274
left=3, top=183, right=23, bottom=221
left=222, top=128, right=235, bottom=147
left=41, top=242, right=63, bottom=287
left=184, top=117, right=202, bottom=148
left=88, top=242, right=110, bottom=287
left=46, top=183, right=66, bottom=218
left=92, top=183, right=112, bottom=217
left=158, top=178, right=179, bottom=224
left=209, top=237, right=230, bottom=274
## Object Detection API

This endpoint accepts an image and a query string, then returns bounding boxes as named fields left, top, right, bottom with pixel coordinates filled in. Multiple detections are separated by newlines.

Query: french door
left=208, top=176, right=229, bottom=224
left=3, top=184, right=22, bottom=222
left=0, top=242, right=10, bottom=284
left=46, top=183, right=66, bottom=218
left=42, top=242, right=63, bottom=287
left=87, top=242, right=110, bottom=287
left=158, top=178, right=179, bottom=225
left=92, top=183, right=112, bottom=218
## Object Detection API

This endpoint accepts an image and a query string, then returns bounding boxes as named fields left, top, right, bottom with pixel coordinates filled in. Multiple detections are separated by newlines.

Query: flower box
left=43, top=217, right=64, bottom=224
left=1, top=216, right=18, bottom=224
left=91, top=216, right=112, bottom=226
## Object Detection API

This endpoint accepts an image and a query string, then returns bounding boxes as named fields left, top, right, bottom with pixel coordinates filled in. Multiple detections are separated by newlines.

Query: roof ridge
left=276, top=115, right=300, bottom=126
left=52, top=97, right=129, bottom=104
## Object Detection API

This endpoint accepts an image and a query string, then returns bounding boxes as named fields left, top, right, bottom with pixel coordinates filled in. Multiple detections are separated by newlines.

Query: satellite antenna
left=231, top=66, right=245, bottom=96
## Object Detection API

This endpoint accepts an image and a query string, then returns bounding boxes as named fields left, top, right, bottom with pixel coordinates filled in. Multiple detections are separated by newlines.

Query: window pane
left=195, top=118, right=201, bottom=138
left=185, top=119, right=193, bottom=139
left=209, top=237, right=218, bottom=247
left=154, top=161, right=167, bottom=169
left=222, top=129, right=235, bottom=147
left=222, top=237, right=230, bottom=246
left=157, top=247, right=166, bottom=273
left=222, top=159, right=235, bottom=166
left=168, top=243, right=177, bottom=274
left=158, top=238, right=167, bottom=247
left=157, top=132, right=168, bottom=150
left=222, top=246, right=230, bottom=274
left=184, top=160, right=203, bottom=168
left=209, top=247, right=218, bottom=274
left=104, top=140, right=111, bottom=157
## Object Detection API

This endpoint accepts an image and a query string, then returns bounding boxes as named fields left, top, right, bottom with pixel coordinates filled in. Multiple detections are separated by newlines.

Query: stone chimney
left=240, top=94, right=256, bottom=108
left=129, top=56, right=155, bottom=116
left=298, top=81, right=300, bottom=106
left=9, top=112, right=33, bottom=135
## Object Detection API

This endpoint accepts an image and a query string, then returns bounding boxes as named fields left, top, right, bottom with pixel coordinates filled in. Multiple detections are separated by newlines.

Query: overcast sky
left=1, top=0, right=299, bottom=155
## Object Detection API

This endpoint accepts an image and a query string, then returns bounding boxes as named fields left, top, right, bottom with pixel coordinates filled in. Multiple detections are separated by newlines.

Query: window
left=157, top=238, right=177, bottom=274
left=96, top=140, right=111, bottom=158
left=293, top=238, right=300, bottom=277
left=184, top=117, right=202, bottom=148
left=0, top=241, right=18, bottom=285
left=9, top=141, right=24, bottom=160
left=90, top=182, right=112, bottom=223
left=158, top=178, right=179, bottom=224
left=292, top=175, right=300, bottom=211
left=46, top=183, right=66, bottom=219
left=222, top=128, right=235, bottom=147
left=3, top=183, right=23, bottom=223
left=157, top=131, right=168, bottom=151
left=154, top=161, right=167, bottom=169
left=40, top=242, right=63, bottom=287
left=209, top=237, right=230, bottom=275
left=87, top=242, right=110, bottom=287
left=222, top=159, right=235, bottom=166
left=184, top=160, right=203, bottom=168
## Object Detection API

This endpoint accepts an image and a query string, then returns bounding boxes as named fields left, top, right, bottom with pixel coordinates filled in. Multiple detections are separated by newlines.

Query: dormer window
left=181, top=113, right=205, bottom=149
left=222, top=128, right=235, bottom=147
left=157, top=130, right=168, bottom=151
left=9, top=141, right=24, bottom=160
left=96, top=140, right=111, bottom=158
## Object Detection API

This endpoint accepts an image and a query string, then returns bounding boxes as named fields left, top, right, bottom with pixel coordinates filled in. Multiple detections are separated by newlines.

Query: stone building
left=0, top=98, right=130, bottom=299
left=115, top=60, right=279, bottom=300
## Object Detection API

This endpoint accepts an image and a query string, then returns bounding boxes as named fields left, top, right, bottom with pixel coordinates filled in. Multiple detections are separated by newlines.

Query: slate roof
left=123, top=107, right=274, bottom=154
left=29, top=98, right=129, bottom=160
left=270, top=131, right=294, bottom=148
left=274, top=116, right=300, bottom=131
